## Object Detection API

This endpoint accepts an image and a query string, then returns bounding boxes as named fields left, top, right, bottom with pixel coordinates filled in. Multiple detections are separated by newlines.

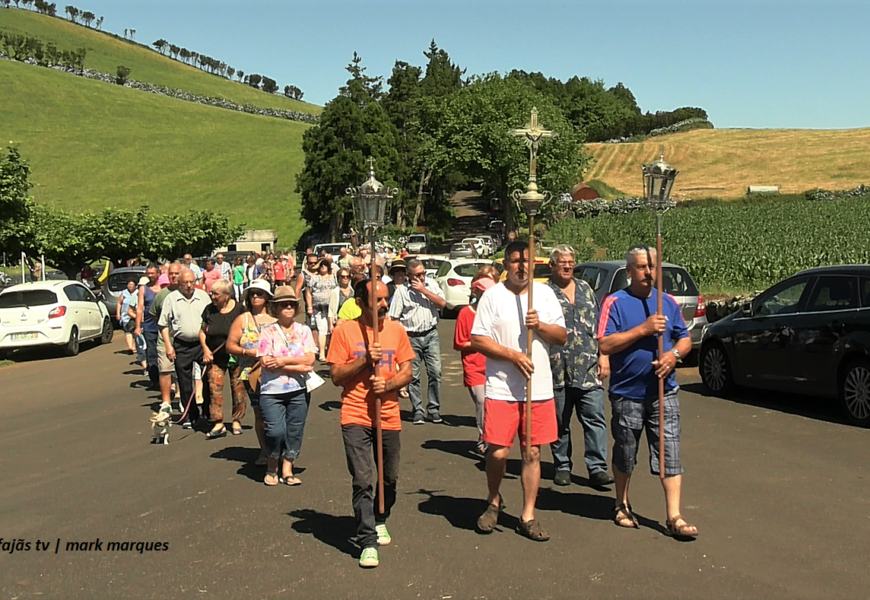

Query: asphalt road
left=1, top=319, right=869, bottom=600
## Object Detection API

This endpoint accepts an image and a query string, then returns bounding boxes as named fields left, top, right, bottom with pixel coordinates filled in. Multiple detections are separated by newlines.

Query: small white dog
left=150, top=404, right=173, bottom=445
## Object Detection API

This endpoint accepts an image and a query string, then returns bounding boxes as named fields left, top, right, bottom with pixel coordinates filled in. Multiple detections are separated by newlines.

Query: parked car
left=492, top=257, right=552, bottom=284
left=99, top=266, right=147, bottom=323
left=476, top=233, right=499, bottom=254
left=449, top=243, right=479, bottom=260
left=699, top=265, right=870, bottom=426
left=574, top=260, right=708, bottom=350
left=313, top=242, right=353, bottom=258
left=461, top=237, right=489, bottom=258
left=406, top=233, right=430, bottom=254
left=0, top=281, right=114, bottom=357
left=404, top=254, right=449, bottom=279
left=435, top=259, right=494, bottom=314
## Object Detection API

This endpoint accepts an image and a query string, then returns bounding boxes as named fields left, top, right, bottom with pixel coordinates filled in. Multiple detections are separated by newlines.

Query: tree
left=168, top=44, right=179, bottom=59
left=116, top=65, right=130, bottom=85
left=0, top=146, right=35, bottom=257
left=81, top=10, right=93, bottom=26
left=22, top=0, right=34, bottom=9
left=152, top=39, right=167, bottom=55
left=236, top=70, right=244, bottom=82
left=247, top=73, right=262, bottom=89
left=438, top=74, right=588, bottom=229
left=129, top=28, right=135, bottom=41
left=64, top=5, right=77, bottom=22
left=94, top=15, right=102, bottom=29
left=226, top=66, right=235, bottom=79
left=261, top=76, right=277, bottom=94
left=340, top=51, right=382, bottom=100
left=296, top=53, right=400, bottom=240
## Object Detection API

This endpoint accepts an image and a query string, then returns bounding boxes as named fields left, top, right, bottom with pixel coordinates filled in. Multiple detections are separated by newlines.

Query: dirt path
left=439, top=190, right=492, bottom=252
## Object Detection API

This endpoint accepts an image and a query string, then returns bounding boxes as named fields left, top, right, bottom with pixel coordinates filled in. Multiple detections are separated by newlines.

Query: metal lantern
left=346, top=159, right=396, bottom=231
left=642, top=152, right=679, bottom=209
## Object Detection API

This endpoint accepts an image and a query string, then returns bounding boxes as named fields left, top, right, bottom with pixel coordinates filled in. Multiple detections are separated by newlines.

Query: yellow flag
left=97, top=259, right=112, bottom=284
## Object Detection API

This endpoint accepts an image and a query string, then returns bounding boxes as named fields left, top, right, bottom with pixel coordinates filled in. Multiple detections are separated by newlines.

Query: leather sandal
left=666, top=515, right=698, bottom=539
left=614, top=503, right=639, bottom=528
left=476, top=497, right=505, bottom=533
left=516, top=518, right=550, bottom=542
left=205, top=426, right=227, bottom=439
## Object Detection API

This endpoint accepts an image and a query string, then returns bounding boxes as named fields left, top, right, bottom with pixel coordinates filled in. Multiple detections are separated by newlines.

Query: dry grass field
left=585, top=128, right=870, bottom=198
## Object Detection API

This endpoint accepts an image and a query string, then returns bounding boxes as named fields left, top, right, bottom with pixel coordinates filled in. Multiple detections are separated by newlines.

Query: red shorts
left=482, top=398, right=557, bottom=448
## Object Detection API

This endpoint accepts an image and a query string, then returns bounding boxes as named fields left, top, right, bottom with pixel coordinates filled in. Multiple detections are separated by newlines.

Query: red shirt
left=454, top=305, right=486, bottom=387
left=203, top=268, right=222, bottom=293
left=273, top=261, right=286, bottom=282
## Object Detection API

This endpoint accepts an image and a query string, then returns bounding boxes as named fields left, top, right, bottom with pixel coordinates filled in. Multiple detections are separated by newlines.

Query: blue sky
left=77, top=0, right=868, bottom=129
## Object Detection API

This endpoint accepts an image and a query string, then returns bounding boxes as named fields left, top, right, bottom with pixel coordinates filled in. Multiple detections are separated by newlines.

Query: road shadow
left=207, top=446, right=306, bottom=483
left=681, top=382, right=848, bottom=427
left=288, top=509, right=358, bottom=557
left=441, top=414, right=477, bottom=429
left=421, top=439, right=519, bottom=478
left=414, top=488, right=520, bottom=534
left=318, top=400, right=341, bottom=412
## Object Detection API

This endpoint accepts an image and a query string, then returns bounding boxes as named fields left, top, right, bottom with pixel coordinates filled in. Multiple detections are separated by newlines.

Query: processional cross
left=509, top=107, right=557, bottom=192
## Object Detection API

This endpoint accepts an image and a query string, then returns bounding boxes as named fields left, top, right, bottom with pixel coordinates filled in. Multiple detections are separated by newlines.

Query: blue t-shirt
left=141, top=285, right=159, bottom=333
left=599, top=288, right=689, bottom=400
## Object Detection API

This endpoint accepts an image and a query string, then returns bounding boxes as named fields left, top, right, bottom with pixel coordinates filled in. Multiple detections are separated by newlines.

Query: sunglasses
left=249, top=290, right=267, bottom=298
left=276, top=302, right=297, bottom=309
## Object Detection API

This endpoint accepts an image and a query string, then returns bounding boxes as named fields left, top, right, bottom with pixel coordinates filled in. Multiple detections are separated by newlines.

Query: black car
left=699, top=265, right=870, bottom=426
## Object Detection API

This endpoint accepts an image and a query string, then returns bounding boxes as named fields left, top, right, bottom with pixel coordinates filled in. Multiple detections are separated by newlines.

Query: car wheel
left=64, top=326, right=80, bottom=357
left=839, top=358, right=870, bottom=427
left=699, top=342, right=734, bottom=395
left=101, top=317, right=114, bottom=344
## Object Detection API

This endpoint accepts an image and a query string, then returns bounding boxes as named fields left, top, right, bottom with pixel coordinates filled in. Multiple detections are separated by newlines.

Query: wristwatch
left=671, top=348, right=683, bottom=363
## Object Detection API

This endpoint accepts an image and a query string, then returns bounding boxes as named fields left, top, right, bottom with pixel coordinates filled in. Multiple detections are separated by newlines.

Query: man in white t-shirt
left=470, top=240, right=567, bottom=542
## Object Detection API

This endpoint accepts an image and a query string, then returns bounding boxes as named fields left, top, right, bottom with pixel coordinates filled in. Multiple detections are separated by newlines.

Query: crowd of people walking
left=123, top=240, right=697, bottom=569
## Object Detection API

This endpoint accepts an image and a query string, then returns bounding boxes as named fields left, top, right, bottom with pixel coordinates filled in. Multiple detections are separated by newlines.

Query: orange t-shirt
left=327, top=318, right=415, bottom=431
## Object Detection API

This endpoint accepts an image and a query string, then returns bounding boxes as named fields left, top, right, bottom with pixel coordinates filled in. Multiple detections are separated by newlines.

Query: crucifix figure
left=368, top=156, right=376, bottom=172
left=509, top=108, right=557, bottom=182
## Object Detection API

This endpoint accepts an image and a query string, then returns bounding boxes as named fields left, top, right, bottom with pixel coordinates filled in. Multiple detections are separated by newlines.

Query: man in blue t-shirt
left=597, top=245, right=698, bottom=539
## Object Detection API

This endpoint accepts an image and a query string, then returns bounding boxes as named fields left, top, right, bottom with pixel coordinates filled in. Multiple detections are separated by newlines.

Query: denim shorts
left=610, top=389, right=682, bottom=477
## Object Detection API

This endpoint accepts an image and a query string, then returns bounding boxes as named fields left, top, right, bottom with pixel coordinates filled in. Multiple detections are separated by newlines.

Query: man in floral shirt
left=546, top=245, right=613, bottom=488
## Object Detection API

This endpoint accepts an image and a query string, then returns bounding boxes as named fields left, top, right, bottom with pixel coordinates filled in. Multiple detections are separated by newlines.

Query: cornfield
left=546, top=197, right=870, bottom=291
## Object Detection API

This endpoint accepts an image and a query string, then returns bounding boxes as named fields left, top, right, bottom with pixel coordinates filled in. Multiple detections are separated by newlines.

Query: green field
left=2, top=58, right=310, bottom=246
left=0, top=8, right=321, bottom=115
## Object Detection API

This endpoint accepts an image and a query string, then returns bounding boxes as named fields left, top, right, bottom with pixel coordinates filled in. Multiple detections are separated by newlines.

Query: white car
left=405, top=254, right=449, bottom=279
left=0, top=281, right=114, bottom=357
left=461, top=238, right=489, bottom=258
left=434, top=258, right=494, bottom=314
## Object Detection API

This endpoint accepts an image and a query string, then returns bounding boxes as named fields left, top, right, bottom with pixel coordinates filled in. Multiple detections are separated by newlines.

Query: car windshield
left=421, top=259, right=445, bottom=270
left=108, top=272, right=140, bottom=293
left=534, top=263, right=552, bottom=279
left=0, top=289, right=58, bottom=308
left=454, top=262, right=490, bottom=278
left=409, top=235, right=426, bottom=243
left=611, top=267, right=699, bottom=296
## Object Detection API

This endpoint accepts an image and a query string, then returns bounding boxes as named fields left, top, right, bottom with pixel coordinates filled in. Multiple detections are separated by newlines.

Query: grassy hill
left=2, top=57, right=309, bottom=246
left=584, top=128, right=870, bottom=199
left=0, top=8, right=321, bottom=115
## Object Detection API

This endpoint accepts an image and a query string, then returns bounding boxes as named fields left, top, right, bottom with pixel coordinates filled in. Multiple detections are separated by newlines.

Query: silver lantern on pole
left=641, top=149, right=678, bottom=481
left=345, top=157, right=397, bottom=513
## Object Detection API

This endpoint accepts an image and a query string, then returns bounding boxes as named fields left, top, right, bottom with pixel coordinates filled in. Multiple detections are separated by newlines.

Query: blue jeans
left=408, top=329, right=442, bottom=419
left=550, top=386, right=608, bottom=476
left=260, top=389, right=310, bottom=462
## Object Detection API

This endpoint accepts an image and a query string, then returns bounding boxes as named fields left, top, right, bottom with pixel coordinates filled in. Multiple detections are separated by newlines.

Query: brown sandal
left=516, top=518, right=550, bottom=542
left=665, top=514, right=698, bottom=539
left=614, top=503, right=639, bottom=528
left=476, top=498, right=505, bottom=533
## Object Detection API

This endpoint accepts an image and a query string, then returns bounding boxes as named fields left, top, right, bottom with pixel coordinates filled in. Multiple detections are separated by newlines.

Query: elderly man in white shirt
left=388, top=258, right=446, bottom=424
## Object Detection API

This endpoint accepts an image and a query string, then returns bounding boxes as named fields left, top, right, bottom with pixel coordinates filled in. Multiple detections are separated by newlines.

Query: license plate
left=11, top=332, right=38, bottom=341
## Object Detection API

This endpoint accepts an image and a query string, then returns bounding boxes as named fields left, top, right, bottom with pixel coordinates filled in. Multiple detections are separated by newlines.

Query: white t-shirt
left=471, top=281, right=565, bottom=402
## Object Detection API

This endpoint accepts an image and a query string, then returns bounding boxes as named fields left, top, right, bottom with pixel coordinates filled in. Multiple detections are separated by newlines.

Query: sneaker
left=412, top=414, right=425, bottom=425
left=588, top=472, right=615, bottom=487
left=553, top=471, right=571, bottom=487
left=358, top=547, right=379, bottom=568
left=375, top=523, right=391, bottom=546
left=182, top=419, right=193, bottom=430
left=429, top=414, right=444, bottom=424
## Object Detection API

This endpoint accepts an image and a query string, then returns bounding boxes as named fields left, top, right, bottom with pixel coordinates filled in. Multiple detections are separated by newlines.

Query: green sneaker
left=375, top=523, right=392, bottom=546
left=359, top=547, right=379, bottom=568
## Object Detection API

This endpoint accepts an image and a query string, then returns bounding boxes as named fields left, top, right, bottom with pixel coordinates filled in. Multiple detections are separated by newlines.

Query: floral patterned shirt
left=257, top=322, right=316, bottom=395
left=547, top=277, right=602, bottom=391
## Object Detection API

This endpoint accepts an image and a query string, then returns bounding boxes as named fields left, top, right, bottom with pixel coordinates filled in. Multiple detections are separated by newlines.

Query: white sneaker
left=375, top=523, right=391, bottom=546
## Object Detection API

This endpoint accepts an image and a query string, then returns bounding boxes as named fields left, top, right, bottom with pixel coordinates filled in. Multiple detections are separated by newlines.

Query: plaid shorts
left=610, top=389, right=683, bottom=477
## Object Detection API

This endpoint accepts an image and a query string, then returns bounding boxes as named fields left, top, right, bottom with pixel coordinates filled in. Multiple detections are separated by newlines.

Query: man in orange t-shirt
left=327, top=279, right=414, bottom=568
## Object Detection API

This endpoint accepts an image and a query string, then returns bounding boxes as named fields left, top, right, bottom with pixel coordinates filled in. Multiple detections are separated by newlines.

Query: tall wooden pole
left=655, top=214, right=666, bottom=480
left=524, top=218, right=535, bottom=453
left=370, top=234, right=385, bottom=513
